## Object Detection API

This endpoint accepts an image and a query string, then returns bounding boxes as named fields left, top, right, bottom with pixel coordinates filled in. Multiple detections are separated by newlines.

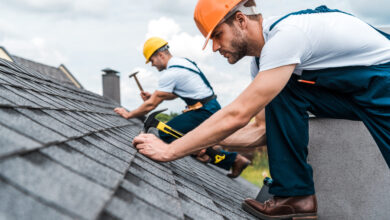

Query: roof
left=0, top=57, right=259, bottom=220
left=0, top=46, right=82, bottom=89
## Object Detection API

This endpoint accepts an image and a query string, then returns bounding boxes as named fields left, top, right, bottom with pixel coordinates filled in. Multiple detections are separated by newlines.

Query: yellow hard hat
left=143, top=37, right=168, bottom=64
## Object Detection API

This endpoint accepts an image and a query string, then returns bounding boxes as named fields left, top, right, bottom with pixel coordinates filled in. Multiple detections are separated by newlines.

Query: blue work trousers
left=266, top=62, right=390, bottom=196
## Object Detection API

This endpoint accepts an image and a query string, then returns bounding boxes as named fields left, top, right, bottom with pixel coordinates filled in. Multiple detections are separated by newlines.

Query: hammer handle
left=133, top=75, right=144, bottom=92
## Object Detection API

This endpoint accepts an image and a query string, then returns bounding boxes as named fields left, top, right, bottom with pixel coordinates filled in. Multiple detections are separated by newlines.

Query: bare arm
left=133, top=64, right=295, bottom=161
left=114, top=90, right=177, bottom=119
left=219, top=109, right=266, bottom=148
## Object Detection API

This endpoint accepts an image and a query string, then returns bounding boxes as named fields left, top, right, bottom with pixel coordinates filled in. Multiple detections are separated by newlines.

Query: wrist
left=125, top=112, right=133, bottom=119
left=164, top=144, right=177, bottom=161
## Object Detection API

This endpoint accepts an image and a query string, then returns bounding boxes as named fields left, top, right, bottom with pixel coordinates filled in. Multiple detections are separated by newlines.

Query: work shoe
left=227, top=154, right=250, bottom=178
left=242, top=195, right=318, bottom=220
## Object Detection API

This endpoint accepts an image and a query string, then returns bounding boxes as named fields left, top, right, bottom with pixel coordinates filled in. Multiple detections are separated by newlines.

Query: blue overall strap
left=370, top=26, right=390, bottom=40
left=269, top=5, right=352, bottom=31
left=169, top=58, right=214, bottom=94
left=255, top=57, right=260, bottom=68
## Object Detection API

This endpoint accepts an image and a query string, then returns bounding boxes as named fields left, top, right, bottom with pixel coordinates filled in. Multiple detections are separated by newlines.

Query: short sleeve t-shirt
left=251, top=12, right=390, bottom=78
left=158, top=57, right=213, bottom=99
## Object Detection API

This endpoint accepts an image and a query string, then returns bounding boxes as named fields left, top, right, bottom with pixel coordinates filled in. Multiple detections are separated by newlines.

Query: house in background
left=0, top=46, right=82, bottom=89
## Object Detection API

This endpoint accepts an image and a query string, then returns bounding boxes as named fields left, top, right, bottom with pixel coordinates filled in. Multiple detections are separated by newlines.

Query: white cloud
left=1, top=37, right=68, bottom=65
left=3, top=0, right=110, bottom=16
left=145, top=17, right=181, bottom=40
left=143, top=17, right=212, bottom=62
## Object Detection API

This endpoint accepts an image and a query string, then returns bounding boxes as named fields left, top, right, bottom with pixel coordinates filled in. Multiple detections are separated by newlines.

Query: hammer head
left=129, top=71, right=139, bottom=78
left=143, top=108, right=167, bottom=133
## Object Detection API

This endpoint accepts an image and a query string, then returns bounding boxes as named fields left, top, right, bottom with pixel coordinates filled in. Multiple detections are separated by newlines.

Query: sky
left=1, top=0, right=389, bottom=113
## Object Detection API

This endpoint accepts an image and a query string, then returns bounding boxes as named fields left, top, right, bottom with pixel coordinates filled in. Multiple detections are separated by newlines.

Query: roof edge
left=58, top=64, right=83, bottom=89
left=0, top=46, right=14, bottom=63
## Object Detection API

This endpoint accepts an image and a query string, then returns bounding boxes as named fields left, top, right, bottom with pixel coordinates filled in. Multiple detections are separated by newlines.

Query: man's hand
left=192, top=149, right=210, bottom=163
left=133, top=133, right=175, bottom=162
left=114, top=107, right=130, bottom=119
left=141, top=91, right=152, bottom=101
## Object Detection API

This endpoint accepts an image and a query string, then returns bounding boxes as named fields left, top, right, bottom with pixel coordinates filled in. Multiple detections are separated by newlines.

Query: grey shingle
left=83, top=134, right=134, bottom=163
left=0, top=153, right=112, bottom=219
left=103, top=190, right=178, bottom=220
left=94, top=131, right=136, bottom=155
left=43, top=109, right=93, bottom=133
left=28, top=90, right=65, bottom=109
left=120, top=178, right=183, bottom=218
left=0, top=95, right=15, bottom=105
left=17, top=108, right=83, bottom=138
left=0, top=123, right=41, bottom=158
left=178, top=191, right=224, bottom=220
left=176, top=181, right=221, bottom=214
left=0, top=108, right=66, bottom=144
left=0, top=179, right=73, bottom=220
left=4, top=86, right=52, bottom=108
left=40, top=144, right=123, bottom=189
left=0, top=84, right=39, bottom=107
left=65, top=139, right=129, bottom=174
left=128, top=164, right=178, bottom=197
left=132, top=156, right=175, bottom=183
left=64, top=111, right=103, bottom=130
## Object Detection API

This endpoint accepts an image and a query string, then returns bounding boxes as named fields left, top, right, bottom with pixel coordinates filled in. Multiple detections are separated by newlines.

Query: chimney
left=102, top=68, right=120, bottom=104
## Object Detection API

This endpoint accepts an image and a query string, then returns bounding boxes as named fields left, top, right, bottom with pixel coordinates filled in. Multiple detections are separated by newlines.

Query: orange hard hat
left=194, top=0, right=243, bottom=50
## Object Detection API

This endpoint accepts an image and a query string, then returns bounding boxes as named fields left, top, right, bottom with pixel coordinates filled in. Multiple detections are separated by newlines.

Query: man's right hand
left=141, top=91, right=151, bottom=101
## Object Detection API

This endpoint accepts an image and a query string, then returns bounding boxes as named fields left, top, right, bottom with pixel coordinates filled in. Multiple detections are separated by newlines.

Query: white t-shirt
left=251, top=12, right=390, bottom=78
left=158, top=57, right=213, bottom=99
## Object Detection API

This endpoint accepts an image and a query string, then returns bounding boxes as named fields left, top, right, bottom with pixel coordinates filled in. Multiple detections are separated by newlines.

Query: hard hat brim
left=202, top=31, right=212, bottom=50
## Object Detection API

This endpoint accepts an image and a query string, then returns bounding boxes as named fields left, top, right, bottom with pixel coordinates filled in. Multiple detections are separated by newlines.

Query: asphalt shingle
left=0, top=123, right=41, bottom=158
left=0, top=179, right=73, bottom=220
left=0, top=57, right=260, bottom=220
left=0, top=108, right=66, bottom=144
left=0, top=153, right=112, bottom=219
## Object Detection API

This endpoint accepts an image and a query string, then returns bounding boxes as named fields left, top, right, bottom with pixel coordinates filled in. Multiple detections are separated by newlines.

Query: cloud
left=1, top=36, right=68, bottom=66
left=143, top=17, right=212, bottom=62
left=3, top=0, right=110, bottom=17
left=145, top=17, right=181, bottom=40
left=151, top=0, right=196, bottom=16
left=348, top=0, right=390, bottom=25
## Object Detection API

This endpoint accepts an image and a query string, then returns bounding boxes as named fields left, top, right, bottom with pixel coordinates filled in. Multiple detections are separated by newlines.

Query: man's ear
left=235, top=12, right=247, bottom=30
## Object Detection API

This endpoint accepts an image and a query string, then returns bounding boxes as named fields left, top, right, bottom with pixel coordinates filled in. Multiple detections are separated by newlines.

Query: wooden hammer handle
left=133, top=75, right=144, bottom=92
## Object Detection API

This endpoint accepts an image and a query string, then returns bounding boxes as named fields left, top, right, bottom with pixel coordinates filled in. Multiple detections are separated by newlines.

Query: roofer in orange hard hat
left=132, top=0, right=390, bottom=219
left=115, top=37, right=252, bottom=178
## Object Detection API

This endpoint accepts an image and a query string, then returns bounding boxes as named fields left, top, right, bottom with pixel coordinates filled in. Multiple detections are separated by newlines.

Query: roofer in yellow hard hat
left=132, top=0, right=390, bottom=219
left=114, top=37, right=253, bottom=178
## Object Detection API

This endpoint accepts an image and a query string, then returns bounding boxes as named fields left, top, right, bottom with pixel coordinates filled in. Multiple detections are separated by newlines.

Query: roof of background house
left=0, top=46, right=82, bottom=89
left=0, top=57, right=259, bottom=220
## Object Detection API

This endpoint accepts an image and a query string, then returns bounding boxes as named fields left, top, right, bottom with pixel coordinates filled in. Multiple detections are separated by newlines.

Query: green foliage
left=240, top=148, right=270, bottom=188
left=155, top=112, right=179, bottom=123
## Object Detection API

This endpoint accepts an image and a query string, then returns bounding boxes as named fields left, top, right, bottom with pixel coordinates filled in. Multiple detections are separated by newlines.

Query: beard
left=223, top=28, right=248, bottom=64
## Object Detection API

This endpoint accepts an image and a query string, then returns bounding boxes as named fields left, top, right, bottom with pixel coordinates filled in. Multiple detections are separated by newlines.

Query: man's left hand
left=133, top=133, right=175, bottom=162
left=114, top=107, right=130, bottom=119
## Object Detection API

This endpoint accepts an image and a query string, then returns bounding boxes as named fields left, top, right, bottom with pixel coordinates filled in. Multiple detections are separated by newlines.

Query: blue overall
left=158, top=58, right=237, bottom=170
left=263, top=6, right=390, bottom=196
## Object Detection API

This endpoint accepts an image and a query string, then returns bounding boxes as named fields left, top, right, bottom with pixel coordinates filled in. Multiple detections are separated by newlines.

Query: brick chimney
left=102, top=68, right=120, bottom=104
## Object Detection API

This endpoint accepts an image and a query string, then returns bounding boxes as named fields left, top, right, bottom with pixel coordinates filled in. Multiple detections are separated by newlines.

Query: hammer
left=143, top=109, right=226, bottom=164
left=129, top=71, right=144, bottom=92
